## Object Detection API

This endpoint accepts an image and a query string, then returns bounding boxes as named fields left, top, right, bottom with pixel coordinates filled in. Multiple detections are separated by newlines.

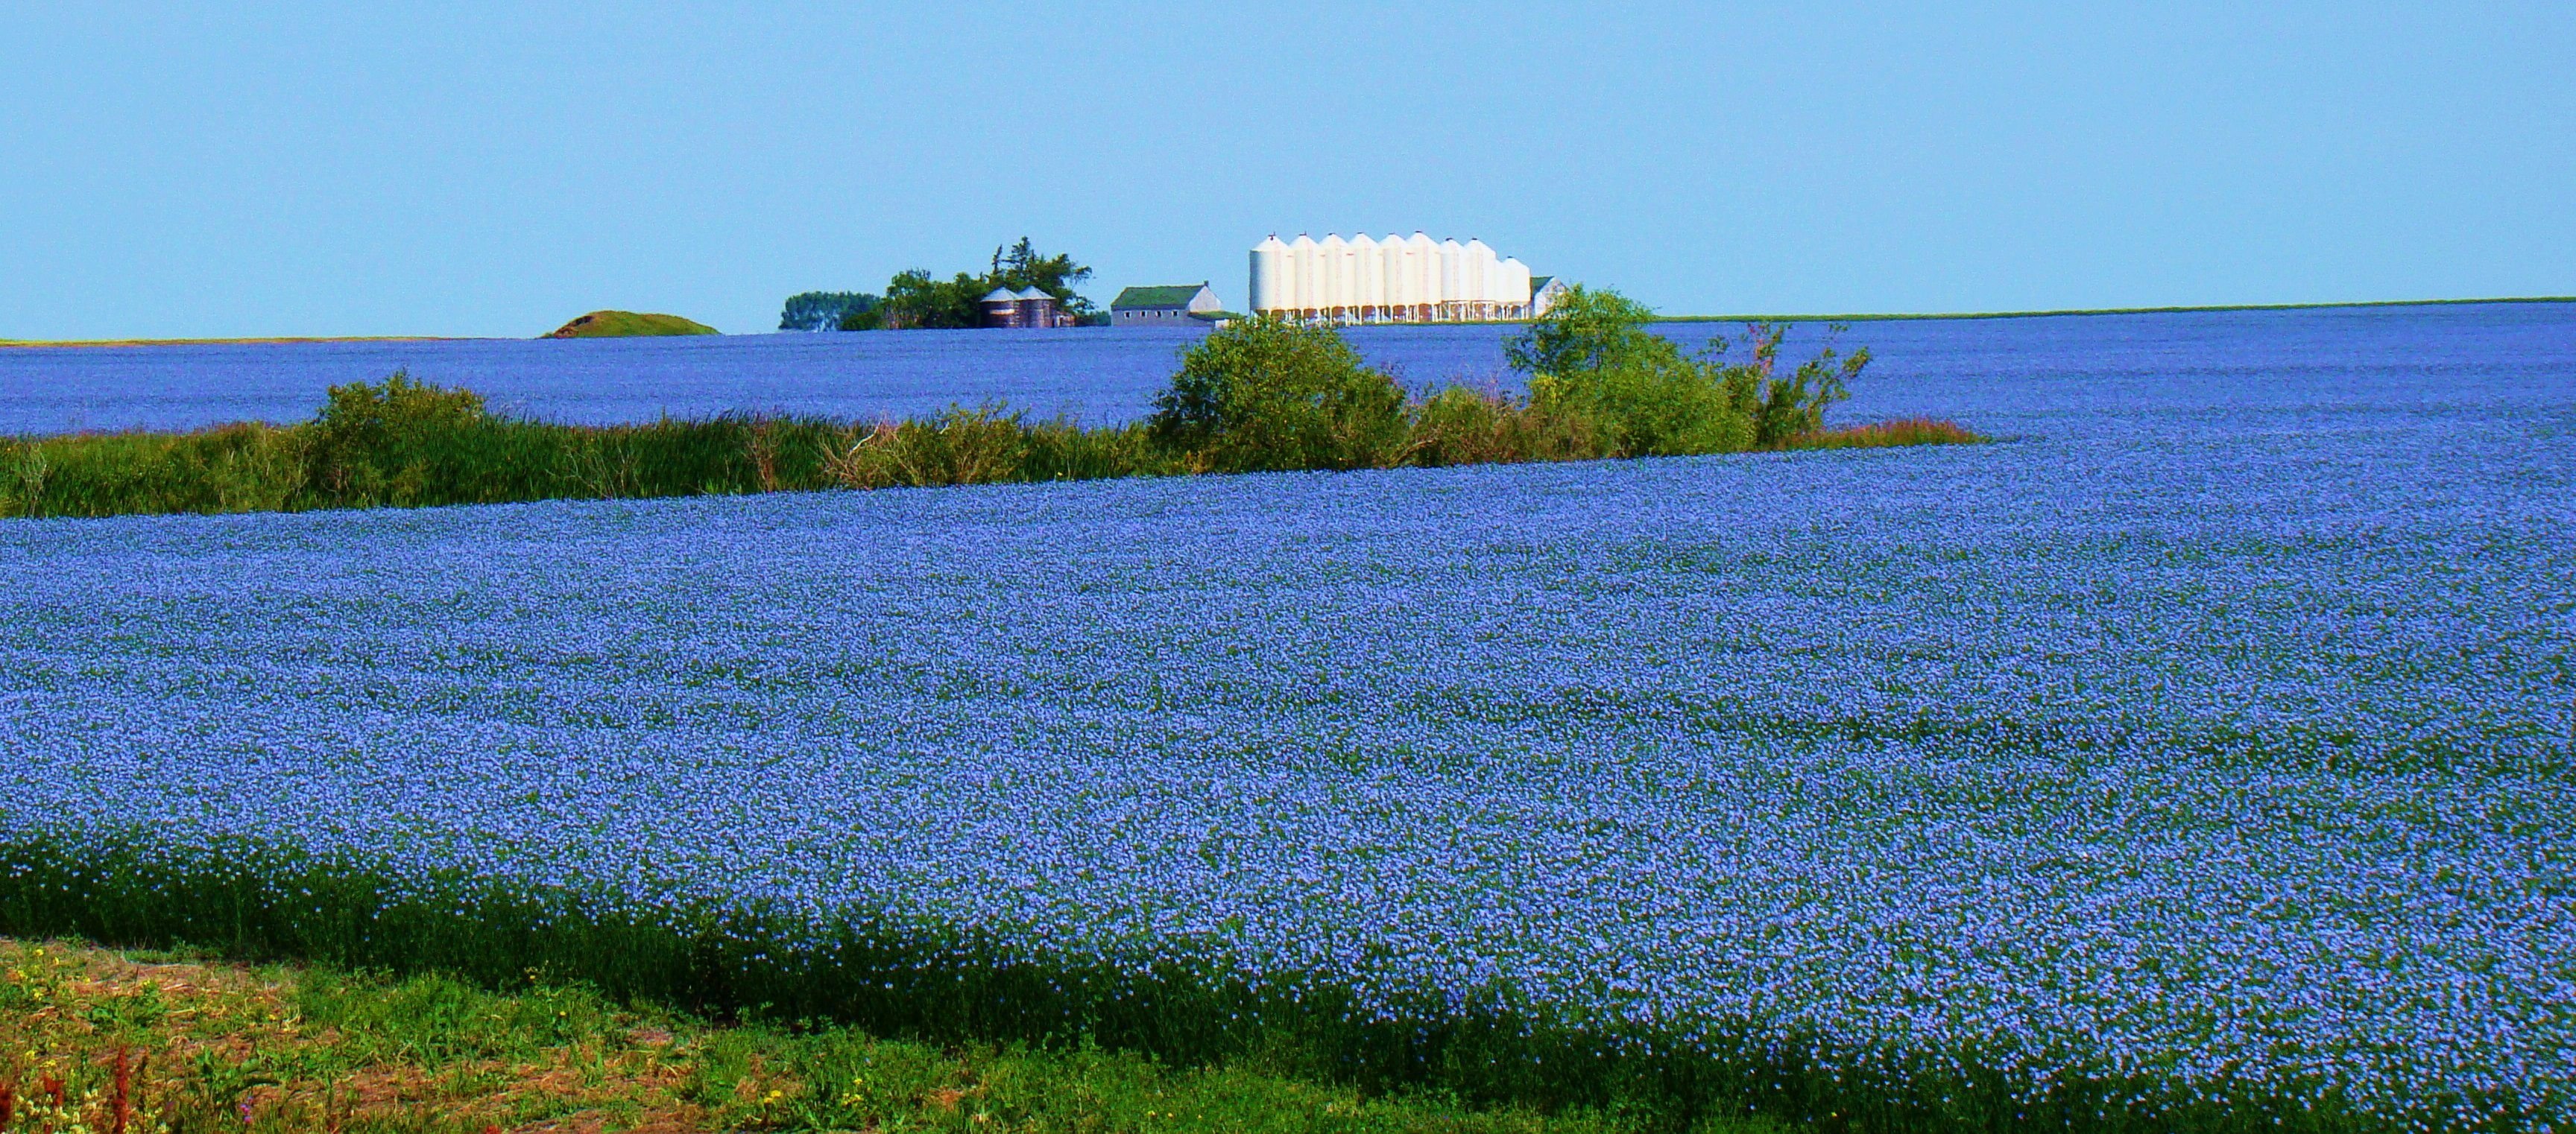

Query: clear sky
left=3, top=2, right=2569, bottom=338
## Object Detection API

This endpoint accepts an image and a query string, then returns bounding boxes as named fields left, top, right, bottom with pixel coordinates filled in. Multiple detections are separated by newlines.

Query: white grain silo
left=1346, top=235, right=1368, bottom=317
left=1380, top=233, right=1410, bottom=320
left=1319, top=234, right=1350, bottom=320
left=1288, top=234, right=1319, bottom=318
left=1352, top=234, right=1383, bottom=320
left=1407, top=232, right=1438, bottom=321
left=1465, top=239, right=1497, bottom=319
left=1437, top=239, right=1465, bottom=320
left=1250, top=235, right=1288, bottom=315
left=1250, top=230, right=1548, bottom=321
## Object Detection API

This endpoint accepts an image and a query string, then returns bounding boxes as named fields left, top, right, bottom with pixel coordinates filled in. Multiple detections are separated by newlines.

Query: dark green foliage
left=1506, top=285, right=1675, bottom=380
left=1508, top=286, right=1866, bottom=457
left=779, top=290, right=883, bottom=332
left=824, top=405, right=1035, bottom=488
left=0, top=373, right=853, bottom=518
left=843, top=236, right=1099, bottom=329
left=1150, top=316, right=1410, bottom=472
left=879, top=268, right=998, bottom=329
left=989, top=236, right=1100, bottom=320
left=1717, top=323, right=1871, bottom=449
left=0, top=289, right=1975, bottom=522
left=308, top=372, right=493, bottom=501
left=1404, top=385, right=1602, bottom=468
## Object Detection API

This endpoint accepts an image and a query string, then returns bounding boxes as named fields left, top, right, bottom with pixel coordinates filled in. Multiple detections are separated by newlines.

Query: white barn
left=1111, top=282, right=1225, bottom=326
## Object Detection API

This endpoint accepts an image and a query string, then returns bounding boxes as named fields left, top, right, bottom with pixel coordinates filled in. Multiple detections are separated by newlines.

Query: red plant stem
left=111, top=1046, right=131, bottom=1134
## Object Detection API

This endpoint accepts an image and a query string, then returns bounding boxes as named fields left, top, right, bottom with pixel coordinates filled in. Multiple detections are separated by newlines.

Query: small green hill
left=543, top=311, right=719, bottom=338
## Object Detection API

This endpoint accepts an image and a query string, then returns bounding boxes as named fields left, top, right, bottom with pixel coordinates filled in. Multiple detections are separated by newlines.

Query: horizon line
left=1668, top=294, right=2575, bottom=323
left=4, top=294, right=2567, bottom=346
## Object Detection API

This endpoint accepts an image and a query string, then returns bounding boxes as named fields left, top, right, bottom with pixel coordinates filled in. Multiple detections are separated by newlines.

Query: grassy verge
left=0, top=405, right=1978, bottom=521
left=0, top=936, right=1647, bottom=1133
left=0, top=835, right=2395, bottom=1134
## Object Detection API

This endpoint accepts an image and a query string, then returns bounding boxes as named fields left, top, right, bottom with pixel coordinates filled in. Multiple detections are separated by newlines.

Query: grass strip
left=0, top=832, right=2429, bottom=1134
left=0, top=936, right=1642, bottom=1133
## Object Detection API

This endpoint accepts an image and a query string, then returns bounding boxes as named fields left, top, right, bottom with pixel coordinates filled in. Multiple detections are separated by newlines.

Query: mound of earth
left=543, top=311, right=719, bottom=338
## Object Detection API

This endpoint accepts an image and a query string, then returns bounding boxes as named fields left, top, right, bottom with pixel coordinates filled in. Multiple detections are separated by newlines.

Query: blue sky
left=2, top=2, right=2569, bottom=338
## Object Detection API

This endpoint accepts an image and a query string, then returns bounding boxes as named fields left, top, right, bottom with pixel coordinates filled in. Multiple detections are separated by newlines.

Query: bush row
left=0, top=286, right=1982, bottom=519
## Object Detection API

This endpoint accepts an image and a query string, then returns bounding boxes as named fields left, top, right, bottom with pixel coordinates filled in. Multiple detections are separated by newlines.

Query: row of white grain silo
left=1248, top=232, right=1538, bottom=322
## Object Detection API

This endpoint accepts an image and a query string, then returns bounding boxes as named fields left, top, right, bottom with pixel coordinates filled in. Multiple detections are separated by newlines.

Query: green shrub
left=824, top=405, right=1035, bottom=489
left=1404, top=385, right=1606, bottom=468
left=1509, top=287, right=1746, bottom=457
left=1021, top=419, right=1186, bottom=483
left=309, top=370, right=492, bottom=505
left=1506, top=288, right=1869, bottom=455
left=1151, top=317, right=1409, bottom=472
left=1712, top=323, right=1871, bottom=449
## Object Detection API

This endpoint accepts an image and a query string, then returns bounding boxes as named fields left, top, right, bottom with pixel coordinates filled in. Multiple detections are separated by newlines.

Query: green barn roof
left=1111, top=284, right=1207, bottom=310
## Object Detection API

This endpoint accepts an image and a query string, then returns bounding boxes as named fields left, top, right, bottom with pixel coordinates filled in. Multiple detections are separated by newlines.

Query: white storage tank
left=1438, top=239, right=1465, bottom=319
left=1248, top=231, right=1543, bottom=322
left=1249, top=235, right=1287, bottom=313
left=1464, top=238, right=1495, bottom=314
left=1352, top=234, right=1383, bottom=317
left=1319, top=234, right=1350, bottom=317
left=1288, top=234, right=1319, bottom=314
left=1349, top=234, right=1370, bottom=314
left=1407, top=232, right=1437, bottom=317
left=1382, top=233, right=1410, bottom=317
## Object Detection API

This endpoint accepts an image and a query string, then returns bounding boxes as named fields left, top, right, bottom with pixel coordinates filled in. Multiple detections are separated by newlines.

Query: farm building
left=1111, top=283, right=1225, bottom=326
left=980, top=287, right=1078, bottom=329
left=1248, top=232, right=1539, bottom=323
left=1529, top=275, right=1569, bottom=318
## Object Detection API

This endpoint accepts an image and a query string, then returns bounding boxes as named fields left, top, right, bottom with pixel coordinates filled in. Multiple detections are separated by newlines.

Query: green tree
left=860, top=238, right=1099, bottom=329
left=1149, top=316, right=1407, bottom=472
left=1711, top=322, right=1870, bottom=447
left=989, top=237, right=1099, bottom=317
left=1506, top=285, right=1746, bottom=455
left=1506, top=285, right=1866, bottom=454
left=778, top=291, right=882, bottom=332
left=875, top=270, right=992, bottom=330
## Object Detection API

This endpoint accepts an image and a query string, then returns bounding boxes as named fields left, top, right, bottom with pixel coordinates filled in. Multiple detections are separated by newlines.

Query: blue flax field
left=2, top=304, right=2572, bottom=1131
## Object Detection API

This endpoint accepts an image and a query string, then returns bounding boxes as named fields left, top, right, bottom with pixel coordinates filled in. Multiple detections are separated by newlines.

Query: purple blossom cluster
left=3, top=304, right=2574, bottom=1127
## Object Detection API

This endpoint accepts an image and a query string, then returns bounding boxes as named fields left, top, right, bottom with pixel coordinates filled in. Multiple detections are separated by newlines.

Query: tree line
left=779, top=238, right=1102, bottom=331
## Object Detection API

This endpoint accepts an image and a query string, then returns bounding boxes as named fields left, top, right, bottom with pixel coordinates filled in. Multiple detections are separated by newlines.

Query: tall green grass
left=0, top=834, right=2418, bottom=1134
left=1, top=295, right=1986, bottom=521
left=0, top=375, right=862, bottom=518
